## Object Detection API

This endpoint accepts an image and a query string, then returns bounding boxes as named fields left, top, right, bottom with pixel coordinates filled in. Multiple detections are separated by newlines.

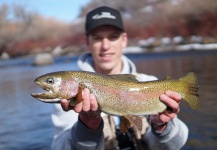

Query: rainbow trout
left=31, top=71, right=199, bottom=133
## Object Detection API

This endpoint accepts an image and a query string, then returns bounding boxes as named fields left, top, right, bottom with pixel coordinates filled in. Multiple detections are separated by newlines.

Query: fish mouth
left=31, top=81, right=61, bottom=103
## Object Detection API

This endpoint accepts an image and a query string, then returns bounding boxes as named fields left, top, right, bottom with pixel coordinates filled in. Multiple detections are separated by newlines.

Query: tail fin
left=180, top=72, right=199, bottom=109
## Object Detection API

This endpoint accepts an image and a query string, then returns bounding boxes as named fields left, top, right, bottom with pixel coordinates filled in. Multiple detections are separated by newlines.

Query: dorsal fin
left=110, top=74, right=139, bottom=82
left=164, top=76, right=171, bottom=80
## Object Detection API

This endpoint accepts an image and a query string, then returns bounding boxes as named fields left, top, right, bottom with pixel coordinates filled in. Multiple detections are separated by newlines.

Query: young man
left=51, top=6, right=188, bottom=150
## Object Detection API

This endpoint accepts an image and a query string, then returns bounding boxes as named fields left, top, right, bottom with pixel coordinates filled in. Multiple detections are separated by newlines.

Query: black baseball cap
left=85, top=6, right=124, bottom=35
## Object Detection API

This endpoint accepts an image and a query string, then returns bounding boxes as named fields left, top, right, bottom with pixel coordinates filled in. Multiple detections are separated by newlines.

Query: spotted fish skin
left=31, top=71, right=199, bottom=133
left=63, top=71, right=198, bottom=114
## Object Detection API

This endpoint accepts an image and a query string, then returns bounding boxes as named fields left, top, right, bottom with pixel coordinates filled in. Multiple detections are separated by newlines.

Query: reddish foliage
left=125, top=12, right=217, bottom=39
left=7, top=39, right=61, bottom=56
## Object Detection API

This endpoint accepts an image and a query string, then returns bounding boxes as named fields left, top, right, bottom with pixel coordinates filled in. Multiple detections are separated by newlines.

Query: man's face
left=87, top=25, right=127, bottom=74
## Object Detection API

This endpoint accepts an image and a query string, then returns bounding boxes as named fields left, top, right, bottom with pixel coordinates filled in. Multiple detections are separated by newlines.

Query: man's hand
left=150, top=90, right=181, bottom=131
left=60, top=88, right=102, bottom=130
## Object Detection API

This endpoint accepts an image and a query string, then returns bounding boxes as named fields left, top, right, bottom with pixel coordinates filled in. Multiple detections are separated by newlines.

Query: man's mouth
left=100, top=53, right=113, bottom=61
left=100, top=53, right=112, bottom=56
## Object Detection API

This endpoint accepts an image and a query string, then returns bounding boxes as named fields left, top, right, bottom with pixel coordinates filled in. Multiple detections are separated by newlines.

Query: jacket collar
left=77, top=53, right=136, bottom=74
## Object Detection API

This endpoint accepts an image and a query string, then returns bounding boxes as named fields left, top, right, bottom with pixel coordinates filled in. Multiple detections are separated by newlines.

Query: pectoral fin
left=120, top=115, right=143, bottom=133
left=120, top=116, right=132, bottom=133
left=69, top=87, right=83, bottom=106
left=165, top=76, right=171, bottom=80
left=125, top=115, right=143, bottom=131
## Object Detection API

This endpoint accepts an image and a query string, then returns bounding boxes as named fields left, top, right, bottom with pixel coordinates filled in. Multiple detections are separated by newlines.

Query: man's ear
left=122, top=33, right=128, bottom=48
left=85, top=36, right=90, bottom=51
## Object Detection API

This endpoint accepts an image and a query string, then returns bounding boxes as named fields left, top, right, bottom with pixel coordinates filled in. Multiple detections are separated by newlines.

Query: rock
left=0, top=52, right=10, bottom=60
left=173, top=36, right=185, bottom=45
left=32, top=53, right=54, bottom=66
left=190, top=35, right=203, bottom=44
left=52, top=46, right=63, bottom=56
left=123, top=46, right=145, bottom=53
left=161, top=37, right=171, bottom=46
left=138, top=37, right=158, bottom=48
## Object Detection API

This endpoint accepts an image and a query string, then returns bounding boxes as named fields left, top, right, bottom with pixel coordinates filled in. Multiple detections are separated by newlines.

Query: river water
left=0, top=50, right=217, bottom=150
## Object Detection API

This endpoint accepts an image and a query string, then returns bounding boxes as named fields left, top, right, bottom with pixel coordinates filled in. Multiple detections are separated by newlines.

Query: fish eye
left=46, top=77, right=54, bottom=84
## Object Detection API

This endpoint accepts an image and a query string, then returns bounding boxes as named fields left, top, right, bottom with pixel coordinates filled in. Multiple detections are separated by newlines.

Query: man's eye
left=46, top=78, right=54, bottom=84
left=93, top=37, right=101, bottom=40
left=109, top=35, right=119, bottom=40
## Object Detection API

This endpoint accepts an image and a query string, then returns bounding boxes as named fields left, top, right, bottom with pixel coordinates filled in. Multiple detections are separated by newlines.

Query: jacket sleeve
left=51, top=117, right=104, bottom=150
left=143, top=116, right=188, bottom=150
left=51, top=104, right=79, bottom=139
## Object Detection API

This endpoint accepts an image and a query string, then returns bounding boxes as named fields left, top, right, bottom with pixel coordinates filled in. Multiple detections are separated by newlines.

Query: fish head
left=31, top=72, right=79, bottom=103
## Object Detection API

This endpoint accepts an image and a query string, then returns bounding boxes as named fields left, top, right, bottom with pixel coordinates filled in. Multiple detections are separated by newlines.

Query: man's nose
left=101, top=38, right=110, bottom=50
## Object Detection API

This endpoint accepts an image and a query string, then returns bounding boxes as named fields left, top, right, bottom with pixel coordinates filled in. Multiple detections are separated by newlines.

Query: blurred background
left=0, top=0, right=217, bottom=150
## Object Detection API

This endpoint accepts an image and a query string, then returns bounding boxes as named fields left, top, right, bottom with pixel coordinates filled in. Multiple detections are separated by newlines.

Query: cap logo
left=92, top=12, right=116, bottom=20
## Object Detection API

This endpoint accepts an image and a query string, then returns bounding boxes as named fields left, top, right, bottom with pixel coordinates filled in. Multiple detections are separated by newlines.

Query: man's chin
left=96, top=64, right=114, bottom=73
left=100, top=56, right=113, bottom=62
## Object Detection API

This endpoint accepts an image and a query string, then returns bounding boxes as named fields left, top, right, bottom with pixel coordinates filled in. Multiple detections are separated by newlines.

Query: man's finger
left=158, top=113, right=171, bottom=124
left=163, top=110, right=178, bottom=119
left=82, top=88, right=91, bottom=112
left=61, top=99, right=73, bottom=111
left=165, top=90, right=181, bottom=103
left=74, top=102, right=83, bottom=113
left=160, top=94, right=180, bottom=112
left=90, top=93, right=98, bottom=111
